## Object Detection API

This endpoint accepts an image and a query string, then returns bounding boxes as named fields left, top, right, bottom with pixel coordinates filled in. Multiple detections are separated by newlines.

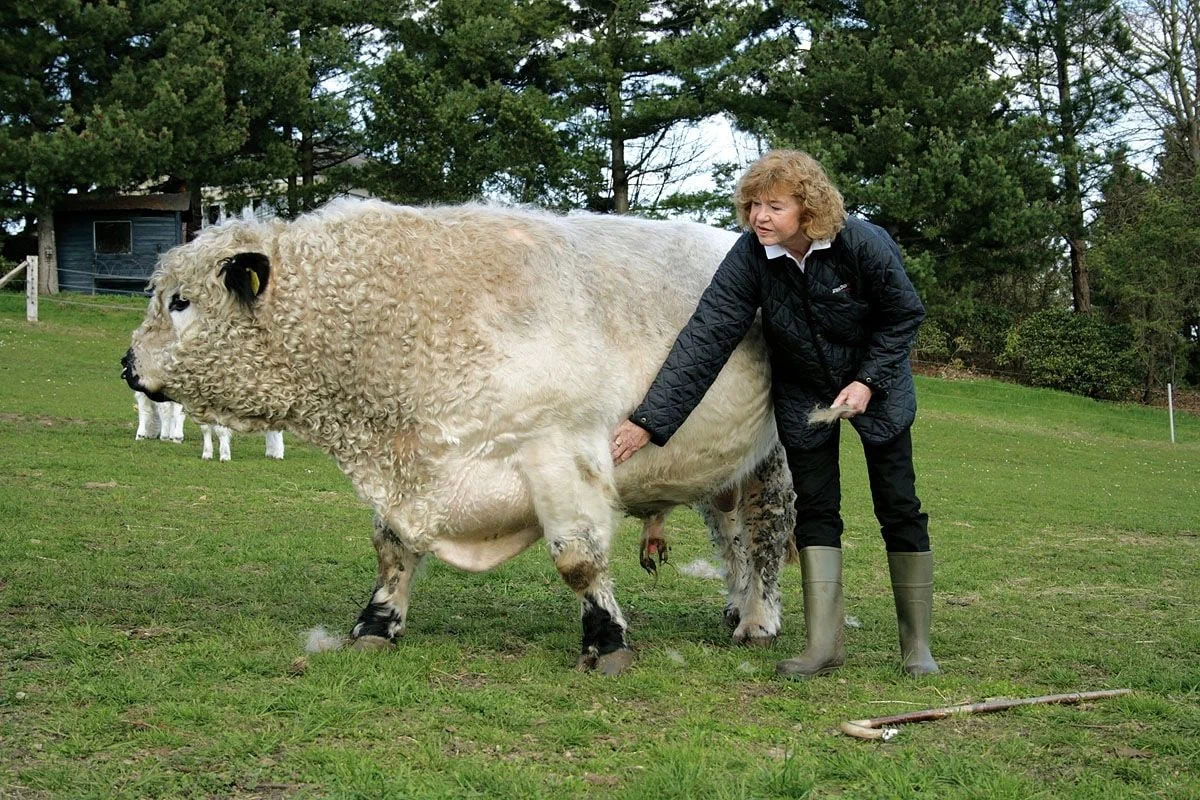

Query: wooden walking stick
left=840, top=689, right=1132, bottom=740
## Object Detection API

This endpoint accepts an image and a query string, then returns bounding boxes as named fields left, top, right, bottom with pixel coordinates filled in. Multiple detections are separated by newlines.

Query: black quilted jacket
left=630, top=216, right=925, bottom=451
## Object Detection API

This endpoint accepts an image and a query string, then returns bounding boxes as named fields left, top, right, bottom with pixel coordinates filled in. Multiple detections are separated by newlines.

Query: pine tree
left=553, top=0, right=760, bottom=213
left=1007, top=0, right=1132, bottom=313
left=1091, top=154, right=1200, bottom=397
left=732, top=0, right=1057, bottom=356
left=358, top=0, right=594, bottom=206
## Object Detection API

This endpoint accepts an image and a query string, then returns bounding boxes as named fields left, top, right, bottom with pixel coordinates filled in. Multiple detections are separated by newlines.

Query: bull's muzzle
left=121, top=349, right=172, bottom=402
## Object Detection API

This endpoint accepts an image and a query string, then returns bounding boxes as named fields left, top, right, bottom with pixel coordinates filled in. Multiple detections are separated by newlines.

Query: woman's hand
left=611, top=420, right=652, bottom=465
left=832, top=381, right=873, bottom=417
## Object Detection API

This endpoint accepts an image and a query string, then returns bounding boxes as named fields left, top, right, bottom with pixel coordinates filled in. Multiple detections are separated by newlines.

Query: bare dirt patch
left=0, top=412, right=88, bottom=427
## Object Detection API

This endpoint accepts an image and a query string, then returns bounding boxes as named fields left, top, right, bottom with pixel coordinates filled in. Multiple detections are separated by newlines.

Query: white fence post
left=1167, top=383, right=1176, bottom=444
left=26, top=256, right=38, bottom=322
left=0, top=257, right=38, bottom=322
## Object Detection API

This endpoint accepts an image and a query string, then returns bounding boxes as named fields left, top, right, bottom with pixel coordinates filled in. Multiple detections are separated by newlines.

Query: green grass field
left=1, top=293, right=1198, bottom=799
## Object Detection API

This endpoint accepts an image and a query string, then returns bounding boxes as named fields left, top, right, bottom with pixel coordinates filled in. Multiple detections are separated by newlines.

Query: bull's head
left=123, top=220, right=288, bottom=430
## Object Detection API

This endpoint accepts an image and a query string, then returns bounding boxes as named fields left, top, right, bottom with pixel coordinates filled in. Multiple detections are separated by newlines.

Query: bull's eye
left=168, top=293, right=190, bottom=313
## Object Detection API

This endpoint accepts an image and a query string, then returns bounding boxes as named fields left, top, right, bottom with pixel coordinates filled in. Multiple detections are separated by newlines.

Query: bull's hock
left=123, top=199, right=794, bottom=673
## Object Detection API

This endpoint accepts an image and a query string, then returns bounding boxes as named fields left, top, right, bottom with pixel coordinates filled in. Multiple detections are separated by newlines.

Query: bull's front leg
left=350, top=515, right=423, bottom=650
left=549, top=534, right=632, bottom=674
left=523, top=438, right=634, bottom=675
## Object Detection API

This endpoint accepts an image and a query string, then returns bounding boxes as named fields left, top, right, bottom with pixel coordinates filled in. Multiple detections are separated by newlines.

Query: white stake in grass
left=1168, top=383, right=1176, bottom=444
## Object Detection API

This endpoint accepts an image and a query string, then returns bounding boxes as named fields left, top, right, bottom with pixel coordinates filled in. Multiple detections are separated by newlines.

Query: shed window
left=95, top=221, right=132, bottom=254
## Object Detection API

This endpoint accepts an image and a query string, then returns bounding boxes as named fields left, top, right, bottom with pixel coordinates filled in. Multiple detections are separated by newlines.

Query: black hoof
left=353, top=592, right=403, bottom=642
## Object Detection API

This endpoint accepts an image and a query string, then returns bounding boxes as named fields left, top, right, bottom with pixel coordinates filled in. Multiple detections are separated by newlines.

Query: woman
left=611, top=150, right=939, bottom=677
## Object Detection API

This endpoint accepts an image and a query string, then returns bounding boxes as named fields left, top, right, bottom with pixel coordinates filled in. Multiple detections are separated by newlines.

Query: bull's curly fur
left=126, top=199, right=796, bottom=670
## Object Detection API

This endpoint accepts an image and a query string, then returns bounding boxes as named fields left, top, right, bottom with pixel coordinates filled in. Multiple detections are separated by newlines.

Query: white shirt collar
left=764, top=239, right=832, bottom=272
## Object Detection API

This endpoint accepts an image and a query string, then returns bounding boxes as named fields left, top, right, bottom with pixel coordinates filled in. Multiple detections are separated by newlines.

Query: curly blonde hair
left=734, top=150, right=847, bottom=241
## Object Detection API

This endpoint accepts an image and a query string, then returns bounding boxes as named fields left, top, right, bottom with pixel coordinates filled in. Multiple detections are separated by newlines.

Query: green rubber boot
left=776, top=546, right=846, bottom=678
left=888, top=551, right=940, bottom=676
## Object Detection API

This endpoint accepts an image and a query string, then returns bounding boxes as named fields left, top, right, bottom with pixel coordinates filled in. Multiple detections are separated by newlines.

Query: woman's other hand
left=611, top=420, right=652, bottom=465
left=832, top=381, right=872, bottom=417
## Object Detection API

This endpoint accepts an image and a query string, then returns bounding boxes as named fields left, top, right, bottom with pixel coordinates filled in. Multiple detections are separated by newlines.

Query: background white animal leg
left=159, top=402, right=184, bottom=442
left=264, top=431, right=284, bottom=459
left=216, top=425, right=232, bottom=461
left=351, top=516, right=423, bottom=648
left=523, top=437, right=633, bottom=675
left=200, top=424, right=215, bottom=460
left=135, top=392, right=159, bottom=440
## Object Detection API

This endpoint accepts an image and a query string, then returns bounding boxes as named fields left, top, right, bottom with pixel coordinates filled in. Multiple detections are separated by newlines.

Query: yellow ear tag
left=249, top=271, right=261, bottom=296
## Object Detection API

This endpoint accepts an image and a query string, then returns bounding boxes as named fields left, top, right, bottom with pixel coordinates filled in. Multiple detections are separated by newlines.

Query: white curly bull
left=121, top=200, right=795, bottom=674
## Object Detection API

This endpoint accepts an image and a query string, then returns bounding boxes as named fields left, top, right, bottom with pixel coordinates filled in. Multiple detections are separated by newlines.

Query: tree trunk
left=1054, top=0, right=1090, bottom=313
left=36, top=199, right=58, bottom=295
left=1068, top=236, right=1091, bottom=314
left=606, top=34, right=629, bottom=215
left=285, top=121, right=299, bottom=218
left=611, top=134, right=628, bottom=214
left=287, top=172, right=298, bottom=219
left=186, top=182, right=203, bottom=241
left=301, top=126, right=314, bottom=210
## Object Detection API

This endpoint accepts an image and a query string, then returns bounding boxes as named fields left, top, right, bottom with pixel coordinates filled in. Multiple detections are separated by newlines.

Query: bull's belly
left=430, top=526, right=543, bottom=572
left=383, top=456, right=544, bottom=572
left=616, top=391, right=777, bottom=511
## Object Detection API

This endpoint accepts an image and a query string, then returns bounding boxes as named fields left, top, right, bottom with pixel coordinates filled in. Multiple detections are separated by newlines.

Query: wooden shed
left=54, top=193, right=190, bottom=294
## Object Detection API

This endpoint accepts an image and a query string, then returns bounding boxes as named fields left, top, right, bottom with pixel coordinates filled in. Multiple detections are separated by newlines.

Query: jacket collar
left=763, top=239, right=832, bottom=271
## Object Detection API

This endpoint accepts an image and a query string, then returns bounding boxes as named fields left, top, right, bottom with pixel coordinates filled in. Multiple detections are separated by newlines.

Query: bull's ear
left=219, top=252, right=270, bottom=306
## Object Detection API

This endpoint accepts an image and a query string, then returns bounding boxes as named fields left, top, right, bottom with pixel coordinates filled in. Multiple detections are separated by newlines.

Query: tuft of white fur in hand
left=303, top=626, right=346, bottom=653
left=807, top=404, right=854, bottom=426
left=678, top=559, right=724, bottom=580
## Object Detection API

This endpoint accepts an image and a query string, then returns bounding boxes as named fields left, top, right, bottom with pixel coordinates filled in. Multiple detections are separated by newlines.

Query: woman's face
left=748, top=191, right=810, bottom=255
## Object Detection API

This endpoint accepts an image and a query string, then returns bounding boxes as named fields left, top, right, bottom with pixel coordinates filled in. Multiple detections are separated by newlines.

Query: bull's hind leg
left=736, top=444, right=795, bottom=645
left=698, top=489, right=747, bottom=633
left=701, top=444, right=795, bottom=646
left=350, top=515, right=423, bottom=650
left=522, top=437, right=633, bottom=675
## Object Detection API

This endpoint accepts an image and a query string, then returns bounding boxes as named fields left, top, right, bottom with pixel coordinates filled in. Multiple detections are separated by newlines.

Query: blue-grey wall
left=56, top=210, right=182, bottom=293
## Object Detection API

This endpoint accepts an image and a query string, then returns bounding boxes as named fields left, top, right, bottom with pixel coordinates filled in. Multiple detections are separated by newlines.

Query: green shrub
left=913, top=318, right=952, bottom=362
left=1001, top=309, right=1138, bottom=400
left=927, top=303, right=1018, bottom=370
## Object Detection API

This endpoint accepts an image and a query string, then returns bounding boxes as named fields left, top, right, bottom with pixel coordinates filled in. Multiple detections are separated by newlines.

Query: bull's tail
left=807, top=404, right=854, bottom=426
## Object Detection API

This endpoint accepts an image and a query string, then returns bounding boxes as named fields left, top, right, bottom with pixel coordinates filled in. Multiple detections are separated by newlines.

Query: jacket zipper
left=797, top=270, right=838, bottom=395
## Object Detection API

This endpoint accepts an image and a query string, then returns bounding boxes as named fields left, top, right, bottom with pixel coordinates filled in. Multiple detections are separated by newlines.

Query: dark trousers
left=786, top=425, right=929, bottom=553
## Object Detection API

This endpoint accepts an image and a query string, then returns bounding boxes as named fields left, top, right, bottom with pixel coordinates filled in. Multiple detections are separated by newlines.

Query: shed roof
left=57, top=193, right=191, bottom=213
